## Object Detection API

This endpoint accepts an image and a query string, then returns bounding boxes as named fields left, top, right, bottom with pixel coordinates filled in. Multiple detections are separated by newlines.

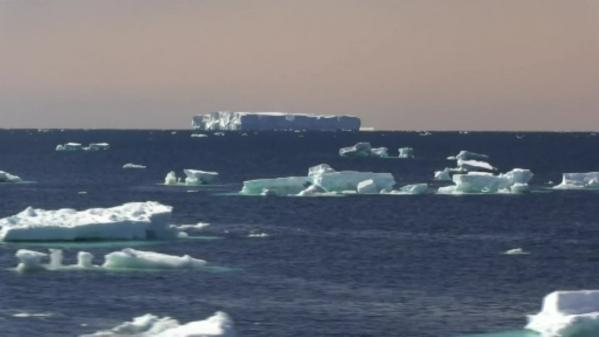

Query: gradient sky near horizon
left=1, top=1, right=598, bottom=130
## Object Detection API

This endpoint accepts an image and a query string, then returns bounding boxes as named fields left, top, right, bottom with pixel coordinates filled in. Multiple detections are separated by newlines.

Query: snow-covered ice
left=457, top=159, right=496, bottom=171
left=80, top=311, right=236, bottom=337
left=437, top=169, right=533, bottom=194
left=398, top=147, right=415, bottom=158
left=526, top=290, right=599, bottom=337
left=339, top=142, right=388, bottom=158
left=0, top=170, right=23, bottom=183
left=123, top=163, right=147, bottom=169
left=193, top=111, right=360, bottom=131
left=503, top=248, right=530, bottom=255
left=356, top=179, right=379, bottom=194
left=447, top=150, right=489, bottom=161
left=0, top=202, right=178, bottom=241
left=164, top=170, right=219, bottom=186
left=56, top=142, right=110, bottom=151
left=241, top=176, right=309, bottom=196
left=85, top=143, right=110, bottom=151
left=553, top=172, right=599, bottom=190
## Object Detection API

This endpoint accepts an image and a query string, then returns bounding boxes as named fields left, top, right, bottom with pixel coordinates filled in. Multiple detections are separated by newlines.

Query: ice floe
left=553, top=172, right=599, bottom=190
left=398, top=147, right=415, bottom=158
left=191, top=133, right=209, bottom=138
left=56, top=142, right=110, bottom=151
left=123, top=163, right=147, bottom=169
left=447, top=150, right=490, bottom=161
left=437, top=169, right=533, bottom=194
left=503, top=248, right=530, bottom=255
left=0, top=202, right=179, bottom=241
left=164, top=170, right=219, bottom=186
left=80, top=311, right=236, bottom=337
left=241, top=164, right=395, bottom=196
left=526, top=290, right=599, bottom=337
left=339, top=142, right=388, bottom=158
left=0, top=170, right=23, bottom=183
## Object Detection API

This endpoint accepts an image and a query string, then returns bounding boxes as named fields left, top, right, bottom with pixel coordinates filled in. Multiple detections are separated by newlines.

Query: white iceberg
left=437, top=169, right=533, bottom=194
left=457, top=159, right=496, bottom=171
left=191, top=133, right=208, bottom=138
left=80, top=311, right=236, bottom=337
left=553, top=172, right=599, bottom=190
left=241, top=164, right=395, bottom=196
left=398, top=147, right=415, bottom=159
left=0, top=202, right=178, bottom=241
left=398, top=183, right=428, bottom=194
left=339, top=142, right=388, bottom=158
left=84, top=142, right=110, bottom=151
left=356, top=179, right=379, bottom=194
left=0, top=170, right=23, bottom=183
left=164, top=170, right=219, bottom=186
left=526, top=290, right=599, bottom=337
left=447, top=150, right=490, bottom=161
left=123, top=163, right=147, bottom=169
left=56, top=142, right=83, bottom=151
left=192, top=111, right=360, bottom=131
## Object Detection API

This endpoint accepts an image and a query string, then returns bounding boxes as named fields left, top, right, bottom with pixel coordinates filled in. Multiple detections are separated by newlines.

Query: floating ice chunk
left=183, top=169, right=219, bottom=185
left=56, top=142, right=83, bottom=151
left=193, top=111, right=360, bottom=131
left=371, top=147, right=389, bottom=158
left=503, top=248, right=530, bottom=255
left=241, top=177, right=309, bottom=196
left=0, top=170, right=23, bottom=183
left=447, top=150, right=489, bottom=161
left=297, top=184, right=327, bottom=196
left=434, top=168, right=452, bottom=181
left=175, top=223, right=210, bottom=231
left=308, top=163, right=335, bottom=176
left=339, top=142, right=388, bottom=158
left=457, top=159, right=496, bottom=171
left=81, top=311, right=236, bottom=337
left=78, top=251, right=95, bottom=268
left=0, top=202, right=178, bottom=241
left=123, top=163, right=147, bottom=169
left=398, top=183, right=428, bottom=194
left=398, top=147, right=415, bottom=158
left=553, top=172, right=599, bottom=190
left=164, top=171, right=180, bottom=185
left=84, top=143, right=110, bottom=151
left=526, top=290, right=599, bottom=337
left=248, top=232, right=269, bottom=238
left=310, top=166, right=395, bottom=193
left=12, top=312, right=53, bottom=318
left=15, top=249, right=48, bottom=272
left=191, top=133, right=208, bottom=138
left=103, top=248, right=207, bottom=270
left=438, top=169, right=533, bottom=194
left=356, top=179, right=379, bottom=194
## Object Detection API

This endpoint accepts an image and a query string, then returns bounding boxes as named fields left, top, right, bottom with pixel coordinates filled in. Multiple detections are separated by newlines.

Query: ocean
left=1, top=129, right=599, bottom=337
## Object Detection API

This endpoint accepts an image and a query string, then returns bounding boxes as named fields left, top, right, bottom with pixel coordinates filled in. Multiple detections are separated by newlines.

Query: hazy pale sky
left=1, top=0, right=598, bottom=130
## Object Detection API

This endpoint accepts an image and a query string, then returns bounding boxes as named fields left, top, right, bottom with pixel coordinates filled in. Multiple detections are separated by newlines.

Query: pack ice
left=80, top=311, right=236, bottom=337
left=241, top=163, right=396, bottom=196
left=526, top=290, right=599, bottom=337
left=0, top=170, right=22, bottom=183
left=437, top=169, right=533, bottom=194
left=553, top=172, right=599, bottom=190
left=164, top=169, right=219, bottom=186
left=339, top=142, right=389, bottom=158
left=0, top=202, right=179, bottom=241
left=193, top=111, right=360, bottom=131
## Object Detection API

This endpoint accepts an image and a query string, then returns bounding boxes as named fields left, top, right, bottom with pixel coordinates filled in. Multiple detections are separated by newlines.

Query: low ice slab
left=339, top=142, right=388, bottom=158
left=122, top=163, right=147, bottom=169
left=241, top=176, right=309, bottom=196
left=193, top=111, right=360, bottom=131
left=0, top=202, right=177, bottom=241
left=447, top=150, right=490, bottom=161
left=55, top=142, right=83, bottom=151
left=164, top=169, right=219, bottom=186
left=526, top=290, right=599, bottom=337
left=457, top=159, right=496, bottom=171
left=80, top=311, right=236, bottom=337
left=554, top=172, right=599, bottom=190
left=438, top=169, right=533, bottom=194
left=398, top=147, right=415, bottom=158
left=84, top=142, right=110, bottom=151
left=309, top=165, right=395, bottom=193
left=0, top=170, right=23, bottom=183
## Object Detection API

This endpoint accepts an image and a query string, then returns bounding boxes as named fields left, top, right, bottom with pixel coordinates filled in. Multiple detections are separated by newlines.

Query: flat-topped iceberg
left=56, top=142, right=110, bottom=151
left=80, top=311, right=236, bottom=337
left=438, top=169, right=533, bottom=194
left=193, top=111, right=360, bottom=131
left=398, top=147, right=415, bottom=158
left=241, top=163, right=395, bottom=196
left=0, top=170, right=22, bottom=183
left=553, top=172, right=599, bottom=190
left=447, top=150, right=490, bottom=161
left=457, top=159, right=496, bottom=171
left=0, top=202, right=178, bottom=241
left=339, top=142, right=388, bottom=158
left=122, top=163, right=146, bottom=169
left=85, top=142, right=110, bottom=151
left=164, top=169, right=219, bottom=186
left=526, top=290, right=599, bottom=337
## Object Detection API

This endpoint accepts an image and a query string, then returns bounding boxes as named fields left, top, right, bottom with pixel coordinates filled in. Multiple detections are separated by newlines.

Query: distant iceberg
left=0, top=202, right=179, bottom=241
left=434, top=150, right=494, bottom=181
left=398, top=147, right=415, bottom=158
left=85, top=142, right=110, bottom=151
left=80, top=311, right=236, bottom=337
left=122, top=163, right=147, bottom=169
left=526, top=290, right=599, bottom=337
left=0, top=170, right=23, bottom=183
left=241, top=163, right=395, bottom=196
left=193, top=111, right=360, bottom=131
left=339, top=142, right=388, bottom=158
left=438, top=169, right=533, bottom=194
left=56, top=142, right=110, bottom=151
left=553, top=172, right=599, bottom=190
left=164, top=169, right=219, bottom=186
left=447, top=150, right=490, bottom=161
left=190, top=133, right=208, bottom=138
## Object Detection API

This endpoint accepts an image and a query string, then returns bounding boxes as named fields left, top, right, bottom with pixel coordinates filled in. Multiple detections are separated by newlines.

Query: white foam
left=248, top=232, right=269, bottom=238
left=0, top=202, right=178, bottom=242
left=80, top=311, right=235, bottom=337
left=0, top=170, right=23, bottom=183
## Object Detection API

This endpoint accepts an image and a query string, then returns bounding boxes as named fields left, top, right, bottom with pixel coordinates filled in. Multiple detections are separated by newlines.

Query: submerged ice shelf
left=193, top=111, right=360, bottom=131
left=0, top=202, right=179, bottom=241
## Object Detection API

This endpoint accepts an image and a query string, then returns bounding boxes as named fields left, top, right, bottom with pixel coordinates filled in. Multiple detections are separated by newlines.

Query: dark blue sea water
left=1, top=130, right=599, bottom=337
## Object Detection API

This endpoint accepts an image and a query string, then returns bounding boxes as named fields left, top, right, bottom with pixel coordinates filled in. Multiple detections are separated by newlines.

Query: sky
left=1, top=0, right=598, bottom=130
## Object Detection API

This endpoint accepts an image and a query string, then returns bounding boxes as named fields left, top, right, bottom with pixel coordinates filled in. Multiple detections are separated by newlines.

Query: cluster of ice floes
left=0, top=202, right=180, bottom=241
left=164, top=169, right=219, bottom=186
left=56, top=142, right=110, bottom=151
left=80, top=311, right=236, bottom=337
left=553, top=172, right=599, bottom=190
left=526, top=290, right=599, bottom=337
left=0, top=170, right=22, bottom=183
left=14, top=248, right=209, bottom=273
left=339, top=142, right=389, bottom=158
left=240, top=164, right=396, bottom=196
left=123, top=163, right=147, bottom=169
left=437, top=169, right=533, bottom=194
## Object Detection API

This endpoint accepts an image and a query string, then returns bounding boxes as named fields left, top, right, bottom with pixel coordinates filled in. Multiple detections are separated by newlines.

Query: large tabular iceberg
left=241, top=163, right=395, bottom=196
left=553, top=172, right=599, bottom=190
left=80, top=311, right=236, bottom=337
left=526, top=290, right=599, bottom=337
left=339, top=142, right=389, bottom=158
left=0, top=202, right=178, bottom=241
left=193, top=111, right=360, bottom=131
left=0, top=170, right=23, bottom=183
left=438, top=169, right=533, bottom=194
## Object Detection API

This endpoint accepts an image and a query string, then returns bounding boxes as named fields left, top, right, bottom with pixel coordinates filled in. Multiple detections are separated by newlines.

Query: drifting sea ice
left=447, top=150, right=490, bottom=161
left=0, top=170, right=23, bottom=183
left=164, top=170, right=219, bottom=186
left=80, top=311, right=236, bottom=337
left=398, top=147, right=415, bottom=158
left=0, top=202, right=179, bottom=241
left=339, top=142, right=389, bottom=158
left=437, top=169, right=533, bottom=194
left=123, top=163, right=147, bottom=169
left=55, top=142, right=110, bottom=151
left=553, top=172, right=599, bottom=190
